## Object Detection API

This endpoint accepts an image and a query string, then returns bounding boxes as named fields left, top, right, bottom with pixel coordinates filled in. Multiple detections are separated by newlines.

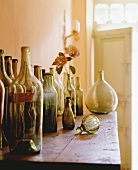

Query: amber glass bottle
left=8, top=46, right=43, bottom=155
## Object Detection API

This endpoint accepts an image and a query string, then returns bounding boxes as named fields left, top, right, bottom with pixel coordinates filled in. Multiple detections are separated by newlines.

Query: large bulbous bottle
left=8, top=46, right=43, bottom=155
left=85, top=70, right=118, bottom=114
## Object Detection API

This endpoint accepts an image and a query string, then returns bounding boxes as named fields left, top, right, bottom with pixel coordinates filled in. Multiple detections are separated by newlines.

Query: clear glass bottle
left=0, top=80, right=5, bottom=149
left=34, top=65, right=44, bottom=85
left=49, top=67, right=64, bottom=116
left=76, top=114, right=100, bottom=134
left=0, top=49, right=12, bottom=147
left=76, top=76, right=83, bottom=115
left=12, top=58, right=18, bottom=78
left=85, top=70, right=118, bottom=114
left=8, top=46, right=43, bottom=155
left=64, top=73, right=76, bottom=118
left=62, top=97, right=75, bottom=130
left=43, top=72, right=57, bottom=133
left=4, top=56, right=15, bottom=81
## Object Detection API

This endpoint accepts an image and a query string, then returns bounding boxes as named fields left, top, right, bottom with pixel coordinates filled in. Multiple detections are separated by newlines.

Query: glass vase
left=85, top=70, right=118, bottom=114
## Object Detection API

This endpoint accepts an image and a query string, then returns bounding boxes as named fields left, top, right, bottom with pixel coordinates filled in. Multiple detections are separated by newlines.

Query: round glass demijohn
left=85, top=70, right=118, bottom=114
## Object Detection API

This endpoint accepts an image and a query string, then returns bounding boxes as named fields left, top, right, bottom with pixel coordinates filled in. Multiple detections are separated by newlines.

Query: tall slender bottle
left=12, top=59, right=18, bottom=78
left=8, top=46, right=43, bottom=155
left=43, top=72, right=57, bottom=133
left=4, top=56, right=15, bottom=81
left=64, top=73, right=76, bottom=118
left=0, top=49, right=12, bottom=146
left=75, top=76, right=83, bottom=115
left=49, top=67, right=64, bottom=116
left=0, top=80, right=5, bottom=149
left=34, top=65, right=44, bottom=85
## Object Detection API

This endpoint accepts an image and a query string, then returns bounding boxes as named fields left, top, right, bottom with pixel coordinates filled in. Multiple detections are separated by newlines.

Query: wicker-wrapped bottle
left=8, top=46, right=43, bottom=155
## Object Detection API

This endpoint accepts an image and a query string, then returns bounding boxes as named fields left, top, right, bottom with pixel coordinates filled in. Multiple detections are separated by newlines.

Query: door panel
left=94, top=27, right=132, bottom=170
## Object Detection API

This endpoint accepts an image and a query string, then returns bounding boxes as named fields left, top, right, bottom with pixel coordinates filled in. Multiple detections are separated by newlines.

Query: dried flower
left=52, top=45, right=80, bottom=75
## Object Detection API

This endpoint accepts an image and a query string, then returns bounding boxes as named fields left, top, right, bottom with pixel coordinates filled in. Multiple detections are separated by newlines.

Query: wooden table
left=0, top=111, right=121, bottom=170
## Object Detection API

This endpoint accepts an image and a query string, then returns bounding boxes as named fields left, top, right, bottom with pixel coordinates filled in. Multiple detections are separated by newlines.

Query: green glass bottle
left=43, top=72, right=57, bottom=133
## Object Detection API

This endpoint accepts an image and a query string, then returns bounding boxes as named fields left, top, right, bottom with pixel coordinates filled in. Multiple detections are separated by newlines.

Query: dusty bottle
left=12, top=59, right=18, bottom=78
left=62, top=97, right=75, bottom=130
left=34, top=65, right=44, bottom=84
left=4, top=56, right=15, bottom=81
left=8, top=46, right=43, bottom=155
left=76, top=114, right=100, bottom=134
left=0, top=80, right=5, bottom=149
left=0, top=49, right=12, bottom=146
left=75, top=76, right=83, bottom=115
left=43, top=72, right=57, bottom=133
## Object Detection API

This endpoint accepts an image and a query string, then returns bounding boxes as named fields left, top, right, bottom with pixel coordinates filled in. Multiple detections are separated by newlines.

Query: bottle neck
left=34, top=65, right=44, bottom=82
left=0, top=54, right=7, bottom=75
left=5, top=56, right=15, bottom=80
left=12, top=59, right=18, bottom=78
left=76, top=77, right=81, bottom=89
left=98, top=70, right=104, bottom=81
left=19, top=47, right=32, bottom=77
left=43, top=73, right=53, bottom=87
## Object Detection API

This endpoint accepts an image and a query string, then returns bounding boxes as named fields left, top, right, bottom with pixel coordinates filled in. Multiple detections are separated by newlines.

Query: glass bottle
left=76, top=76, right=83, bottom=115
left=43, top=72, right=57, bottom=133
left=85, top=70, right=118, bottom=114
left=76, top=114, right=100, bottom=134
left=0, top=80, right=5, bottom=149
left=4, top=56, right=15, bottom=81
left=49, top=67, right=64, bottom=116
left=62, top=97, right=75, bottom=130
left=8, top=46, right=43, bottom=155
left=34, top=65, right=44, bottom=84
left=12, top=58, right=18, bottom=78
left=0, top=49, right=12, bottom=146
left=64, top=73, right=76, bottom=118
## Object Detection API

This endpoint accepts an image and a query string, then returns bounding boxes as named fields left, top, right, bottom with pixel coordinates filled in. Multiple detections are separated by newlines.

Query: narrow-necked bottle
left=0, top=80, right=5, bottom=149
left=64, top=73, right=76, bottom=118
left=8, top=46, right=43, bottom=155
left=0, top=49, right=12, bottom=146
left=49, top=67, right=63, bottom=116
left=75, top=76, right=83, bottom=115
left=43, top=72, right=57, bottom=133
left=34, top=65, right=44, bottom=85
left=12, top=58, right=18, bottom=78
left=62, top=97, right=75, bottom=130
left=4, top=56, right=15, bottom=81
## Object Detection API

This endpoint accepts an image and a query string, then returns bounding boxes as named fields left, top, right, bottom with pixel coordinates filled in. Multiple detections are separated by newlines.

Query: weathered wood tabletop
left=0, top=111, right=121, bottom=170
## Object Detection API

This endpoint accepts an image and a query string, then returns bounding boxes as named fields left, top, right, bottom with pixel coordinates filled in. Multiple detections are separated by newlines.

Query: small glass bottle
left=34, top=65, right=44, bottom=84
left=0, top=49, right=12, bottom=147
left=76, top=76, right=83, bottom=115
left=85, top=70, right=118, bottom=114
left=8, top=46, right=43, bottom=155
left=64, top=73, right=76, bottom=118
left=62, top=97, right=75, bottom=130
left=12, top=58, right=18, bottom=78
left=76, top=114, right=100, bottom=134
left=0, top=80, right=5, bottom=149
left=43, top=72, right=57, bottom=133
left=4, top=56, right=15, bottom=81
